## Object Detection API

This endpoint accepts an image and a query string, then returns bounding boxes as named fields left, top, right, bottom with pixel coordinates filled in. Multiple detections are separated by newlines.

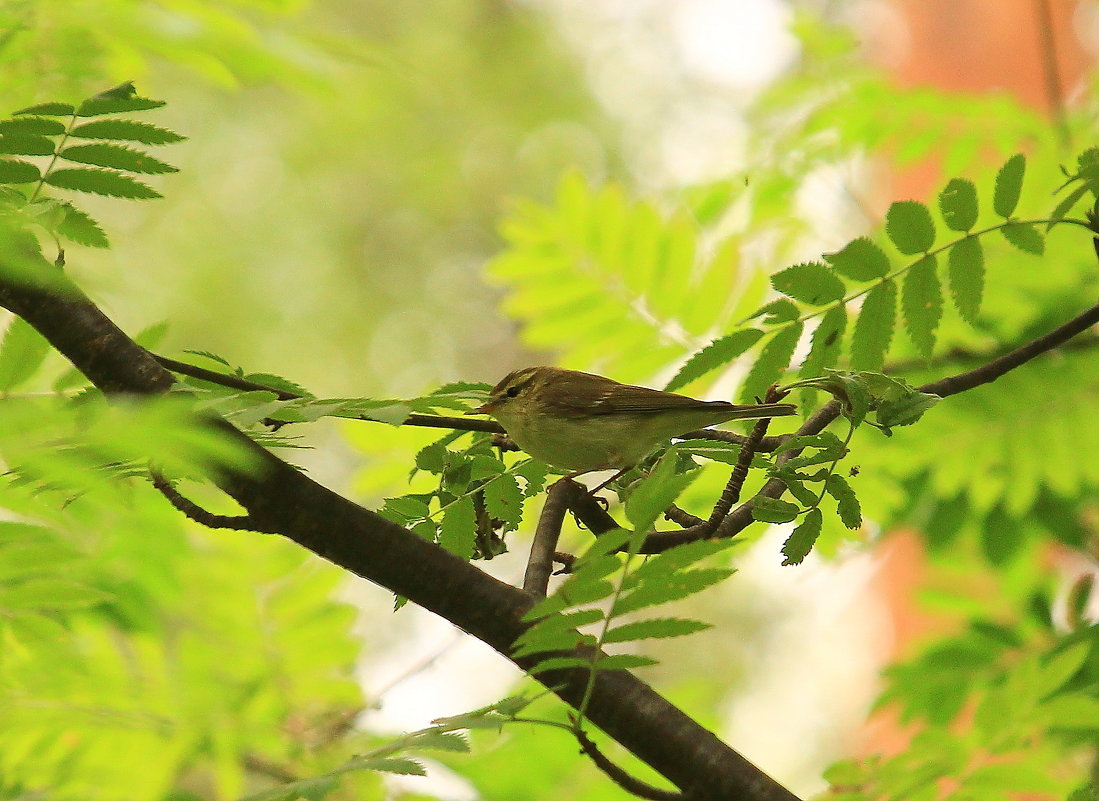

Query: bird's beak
left=466, top=400, right=498, bottom=415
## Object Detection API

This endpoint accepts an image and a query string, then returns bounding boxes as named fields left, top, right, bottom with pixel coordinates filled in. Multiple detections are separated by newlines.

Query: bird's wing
left=547, top=381, right=725, bottom=417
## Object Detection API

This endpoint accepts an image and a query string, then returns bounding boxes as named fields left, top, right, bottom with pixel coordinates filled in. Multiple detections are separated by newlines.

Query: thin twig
left=573, top=725, right=683, bottom=801
left=524, top=479, right=581, bottom=596
left=920, top=300, right=1099, bottom=398
left=153, top=353, right=505, bottom=434
left=705, top=413, right=773, bottom=530
left=664, top=504, right=703, bottom=528
left=150, top=472, right=272, bottom=532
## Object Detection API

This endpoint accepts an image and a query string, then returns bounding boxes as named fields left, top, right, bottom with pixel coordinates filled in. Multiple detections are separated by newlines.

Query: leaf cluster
left=515, top=456, right=733, bottom=686
left=0, top=83, right=183, bottom=254
left=828, top=619, right=1099, bottom=801
left=669, top=153, right=1087, bottom=401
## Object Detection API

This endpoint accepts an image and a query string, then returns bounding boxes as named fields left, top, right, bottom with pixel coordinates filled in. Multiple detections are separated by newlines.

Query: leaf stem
left=28, top=111, right=77, bottom=204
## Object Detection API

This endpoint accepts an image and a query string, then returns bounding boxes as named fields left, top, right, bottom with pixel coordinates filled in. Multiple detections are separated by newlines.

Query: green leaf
left=354, top=757, right=426, bottom=776
left=739, top=321, right=802, bottom=403
left=1048, top=182, right=1090, bottom=229
left=439, top=496, right=476, bottom=559
left=238, top=775, right=337, bottom=801
left=1043, top=694, right=1099, bottom=729
left=775, top=431, right=846, bottom=454
left=1036, top=642, right=1091, bottom=697
left=750, top=496, right=801, bottom=524
left=800, top=305, right=846, bottom=377
left=56, top=202, right=109, bottom=248
left=875, top=390, right=940, bottom=429
left=484, top=473, right=523, bottom=525
left=947, top=236, right=984, bottom=323
left=1000, top=222, right=1044, bottom=255
left=825, top=237, right=891, bottom=281
left=572, top=529, right=633, bottom=568
left=45, top=168, right=161, bottom=199
left=993, top=153, right=1025, bottom=218
left=832, top=372, right=872, bottom=427
left=751, top=298, right=800, bottom=325
left=826, top=474, right=862, bottom=529
left=592, top=653, right=659, bottom=671
left=630, top=538, right=735, bottom=577
left=59, top=144, right=178, bottom=174
left=512, top=611, right=598, bottom=658
left=0, top=158, right=40, bottom=184
left=0, top=579, right=110, bottom=610
left=0, top=134, right=55, bottom=156
left=602, top=617, right=710, bottom=643
left=382, top=495, right=431, bottom=522
left=13, top=102, right=75, bottom=117
left=770, top=261, right=845, bottom=305
left=185, top=349, right=231, bottom=368
left=781, top=508, right=823, bottom=565
left=901, top=254, right=942, bottom=357
left=411, top=731, right=471, bottom=752
left=625, top=450, right=697, bottom=540
left=776, top=471, right=819, bottom=507
left=850, top=279, right=896, bottom=371
left=69, top=119, right=186, bottom=145
left=527, top=655, right=594, bottom=675
left=612, top=568, right=731, bottom=615
left=886, top=201, right=936, bottom=254
left=0, top=117, right=67, bottom=136
left=938, top=178, right=979, bottom=231
left=77, top=96, right=167, bottom=117
left=0, top=317, right=50, bottom=391
left=664, top=328, right=763, bottom=392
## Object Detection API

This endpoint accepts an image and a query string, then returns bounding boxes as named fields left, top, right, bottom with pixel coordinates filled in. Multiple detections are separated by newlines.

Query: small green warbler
left=467, top=366, right=796, bottom=473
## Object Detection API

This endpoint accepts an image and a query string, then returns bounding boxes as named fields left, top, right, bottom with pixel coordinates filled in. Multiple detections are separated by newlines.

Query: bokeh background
left=2, top=1, right=1097, bottom=799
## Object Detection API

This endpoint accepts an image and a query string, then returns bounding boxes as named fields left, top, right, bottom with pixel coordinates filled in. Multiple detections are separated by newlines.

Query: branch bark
left=0, top=269, right=801, bottom=801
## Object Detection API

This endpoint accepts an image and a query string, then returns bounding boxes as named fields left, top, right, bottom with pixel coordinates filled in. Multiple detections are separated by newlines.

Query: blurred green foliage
left=0, top=2, right=1096, bottom=801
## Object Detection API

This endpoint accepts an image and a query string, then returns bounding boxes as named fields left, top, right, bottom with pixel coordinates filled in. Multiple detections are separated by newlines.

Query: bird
left=467, top=366, right=797, bottom=476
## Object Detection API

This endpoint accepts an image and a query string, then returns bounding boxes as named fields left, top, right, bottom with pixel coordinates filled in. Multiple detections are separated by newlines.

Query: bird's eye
left=505, top=386, right=521, bottom=398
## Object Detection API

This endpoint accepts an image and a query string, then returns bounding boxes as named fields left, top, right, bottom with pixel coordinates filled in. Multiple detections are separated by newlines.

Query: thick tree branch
left=0, top=271, right=799, bottom=801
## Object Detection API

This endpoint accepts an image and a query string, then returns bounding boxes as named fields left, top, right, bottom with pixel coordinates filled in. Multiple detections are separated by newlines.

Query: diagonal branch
left=0, top=268, right=800, bottom=801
